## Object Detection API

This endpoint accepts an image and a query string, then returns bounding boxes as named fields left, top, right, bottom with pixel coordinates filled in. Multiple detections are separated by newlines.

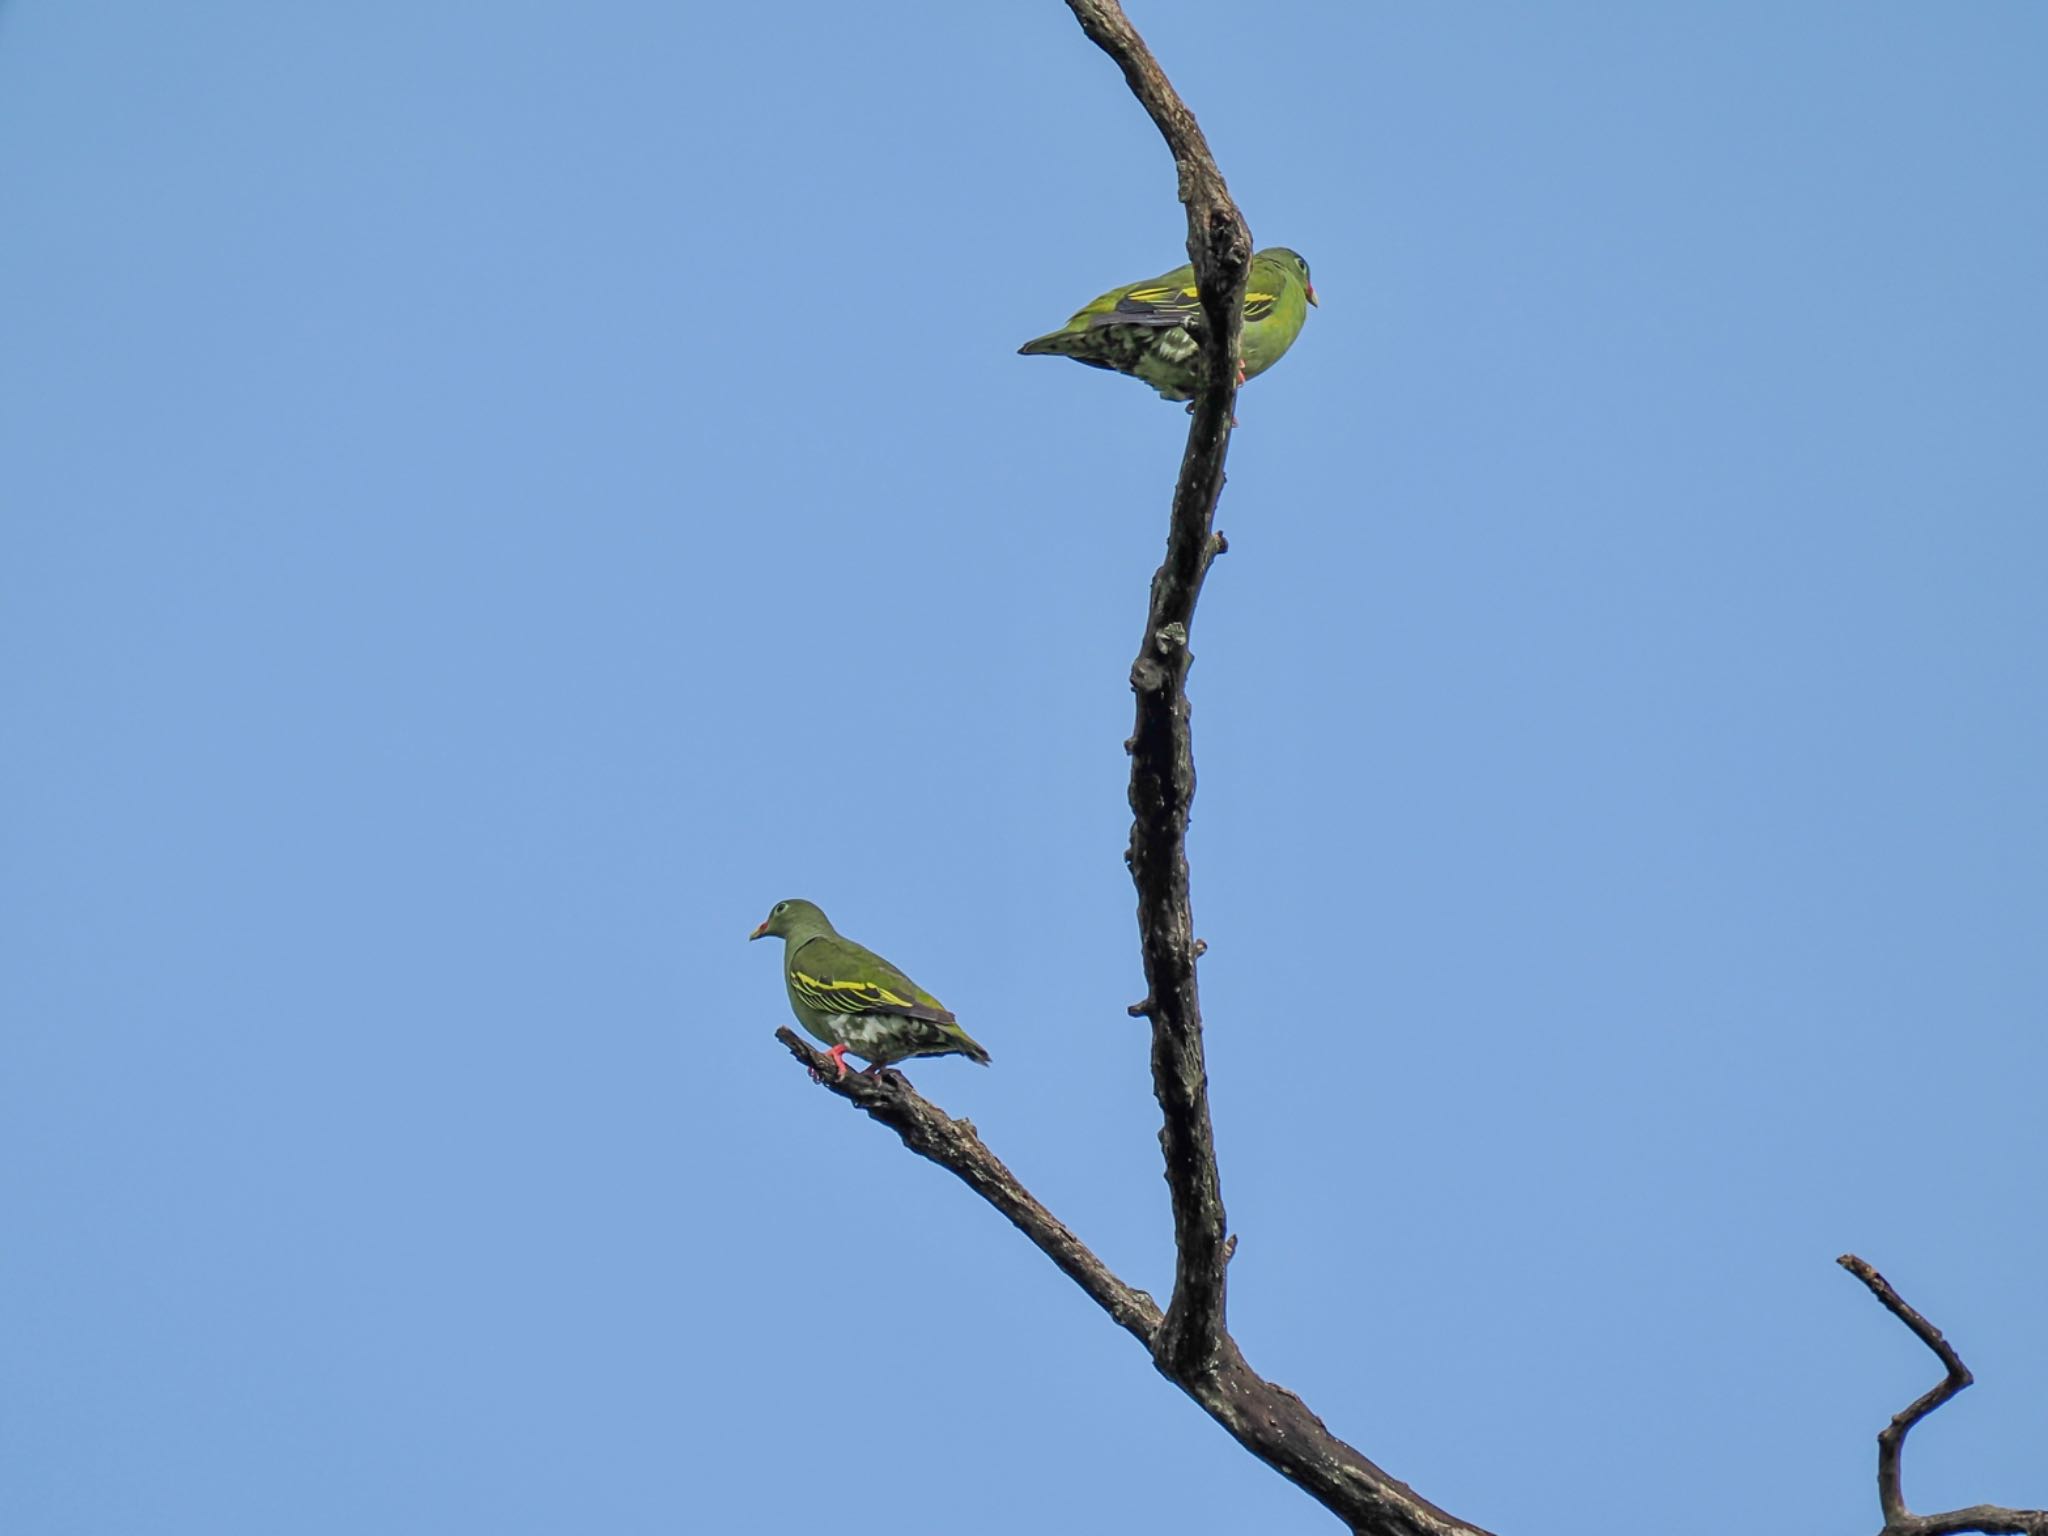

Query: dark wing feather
left=1097, top=281, right=1204, bottom=330
left=1093, top=281, right=1279, bottom=329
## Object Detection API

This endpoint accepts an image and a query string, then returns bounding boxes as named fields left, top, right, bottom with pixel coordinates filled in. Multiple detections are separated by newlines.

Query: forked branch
left=773, top=9, right=1489, bottom=1529
left=1838, top=1255, right=2047, bottom=1536
left=772, top=10, right=2039, bottom=1536
left=777, top=1032, right=1487, bottom=1536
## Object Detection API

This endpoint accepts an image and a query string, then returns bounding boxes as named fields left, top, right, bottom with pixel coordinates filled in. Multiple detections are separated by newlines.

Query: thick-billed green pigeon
left=1018, top=246, right=1317, bottom=400
left=750, top=898, right=990, bottom=1078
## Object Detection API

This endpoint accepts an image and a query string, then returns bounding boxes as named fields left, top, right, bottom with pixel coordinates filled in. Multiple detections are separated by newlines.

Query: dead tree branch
left=776, top=1031, right=1487, bottom=1536
left=771, top=10, right=2040, bottom=1536
left=1066, top=9, right=1493, bottom=1526
left=1838, top=1255, right=2047, bottom=1536
left=772, top=12, right=1490, bottom=1528
left=774, top=1028, right=1161, bottom=1343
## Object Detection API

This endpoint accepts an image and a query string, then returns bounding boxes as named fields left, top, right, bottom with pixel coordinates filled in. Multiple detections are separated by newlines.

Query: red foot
left=825, top=1044, right=852, bottom=1079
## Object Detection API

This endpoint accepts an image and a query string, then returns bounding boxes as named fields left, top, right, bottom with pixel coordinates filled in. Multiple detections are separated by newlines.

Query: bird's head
left=1263, top=247, right=1317, bottom=307
left=750, top=897, right=828, bottom=941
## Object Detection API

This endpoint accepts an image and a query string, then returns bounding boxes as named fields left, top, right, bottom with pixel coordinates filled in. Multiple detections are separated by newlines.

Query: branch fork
left=769, top=7, right=2041, bottom=1535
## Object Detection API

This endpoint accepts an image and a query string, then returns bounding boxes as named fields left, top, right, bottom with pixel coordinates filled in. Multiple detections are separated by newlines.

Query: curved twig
left=1838, top=1255, right=2047, bottom=1536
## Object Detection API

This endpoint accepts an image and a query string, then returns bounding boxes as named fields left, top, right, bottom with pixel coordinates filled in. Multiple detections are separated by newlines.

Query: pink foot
left=826, top=1044, right=852, bottom=1080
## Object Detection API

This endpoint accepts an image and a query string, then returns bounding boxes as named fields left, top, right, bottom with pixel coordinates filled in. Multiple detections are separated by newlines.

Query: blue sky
left=3, top=3, right=2044, bottom=1532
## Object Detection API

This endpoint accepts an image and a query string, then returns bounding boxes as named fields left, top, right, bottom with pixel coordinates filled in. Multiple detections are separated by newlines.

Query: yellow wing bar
left=791, top=968, right=913, bottom=1015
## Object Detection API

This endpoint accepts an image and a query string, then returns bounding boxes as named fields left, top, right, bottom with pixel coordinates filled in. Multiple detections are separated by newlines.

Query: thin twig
left=1838, top=1255, right=2047, bottom=1536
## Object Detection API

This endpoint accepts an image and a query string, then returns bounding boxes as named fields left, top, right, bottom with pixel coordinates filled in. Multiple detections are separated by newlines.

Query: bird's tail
left=1017, top=330, right=1088, bottom=357
left=951, top=1026, right=993, bottom=1066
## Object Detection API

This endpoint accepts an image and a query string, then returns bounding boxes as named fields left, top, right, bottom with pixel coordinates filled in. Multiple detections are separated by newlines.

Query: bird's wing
left=787, top=933, right=955, bottom=1025
left=1094, top=271, right=1202, bottom=330
left=1086, top=265, right=1283, bottom=330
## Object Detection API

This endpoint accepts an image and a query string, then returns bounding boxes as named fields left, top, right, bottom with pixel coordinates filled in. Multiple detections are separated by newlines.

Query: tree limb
left=1044, top=32, right=1465, bottom=1526
left=776, top=1034, right=1488, bottom=1536
left=774, top=1028, right=1161, bottom=1344
left=1838, top=1255, right=2048, bottom=1536
left=773, top=13, right=1497, bottom=1524
left=1068, top=0, right=1243, bottom=1385
left=770, top=11, right=2038, bottom=1536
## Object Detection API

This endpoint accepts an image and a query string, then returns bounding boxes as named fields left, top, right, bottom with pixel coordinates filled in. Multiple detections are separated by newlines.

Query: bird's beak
left=1307, top=283, right=1319, bottom=307
left=748, top=919, right=769, bottom=941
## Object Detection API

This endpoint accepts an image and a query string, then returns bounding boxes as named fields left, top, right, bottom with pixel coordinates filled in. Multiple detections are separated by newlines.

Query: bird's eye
left=773, top=902, right=786, bottom=914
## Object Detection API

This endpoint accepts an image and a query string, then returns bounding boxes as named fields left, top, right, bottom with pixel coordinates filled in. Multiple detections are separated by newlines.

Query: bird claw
left=1185, top=397, right=1239, bottom=427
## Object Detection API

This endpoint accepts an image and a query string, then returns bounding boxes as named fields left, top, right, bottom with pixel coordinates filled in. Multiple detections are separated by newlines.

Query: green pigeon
left=750, top=899, right=990, bottom=1078
left=1018, top=246, right=1317, bottom=401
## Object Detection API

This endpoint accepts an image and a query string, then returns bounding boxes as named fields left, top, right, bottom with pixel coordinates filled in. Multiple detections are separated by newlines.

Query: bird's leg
left=825, top=1043, right=852, bottom=1080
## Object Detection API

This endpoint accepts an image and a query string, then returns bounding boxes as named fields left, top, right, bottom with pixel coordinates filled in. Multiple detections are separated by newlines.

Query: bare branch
left=1060, top=0, right=1249, bottom=290
left=1067, top=0, right=1243, bottom=1385
left=1839, top=1254, right=1975, bottom=1526
left=1838, top=1255, right=2048, bottom=1536
left=775, top=1027, right=1161, bottom=1343
left=773, top=13, right=1497, bottom=1527
left=1063, top=0, right=1252, bottom=535
left=777, top=1034, right=1492, bottom=1536
left=773, top=7, right=1495, bottom=1531
left=770, top=14, right=2038, bottom=1536
left=1909, top=1514, right=2048, bottom=1536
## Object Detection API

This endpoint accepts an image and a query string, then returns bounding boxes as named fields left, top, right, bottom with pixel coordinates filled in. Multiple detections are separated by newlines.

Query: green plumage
left=1018, top=246, right=1317, bottom=401
left=750, top=899, right=990, bottom=1070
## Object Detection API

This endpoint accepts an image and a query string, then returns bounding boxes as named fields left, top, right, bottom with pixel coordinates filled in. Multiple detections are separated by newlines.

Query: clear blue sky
left=3, top=3, right=2043, bottom=1532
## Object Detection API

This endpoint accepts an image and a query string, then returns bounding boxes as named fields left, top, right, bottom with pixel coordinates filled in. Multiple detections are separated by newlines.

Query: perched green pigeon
left=750, top=898, right=990, bottom=1078
left=1018, top=246, right=1317, bottom=401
